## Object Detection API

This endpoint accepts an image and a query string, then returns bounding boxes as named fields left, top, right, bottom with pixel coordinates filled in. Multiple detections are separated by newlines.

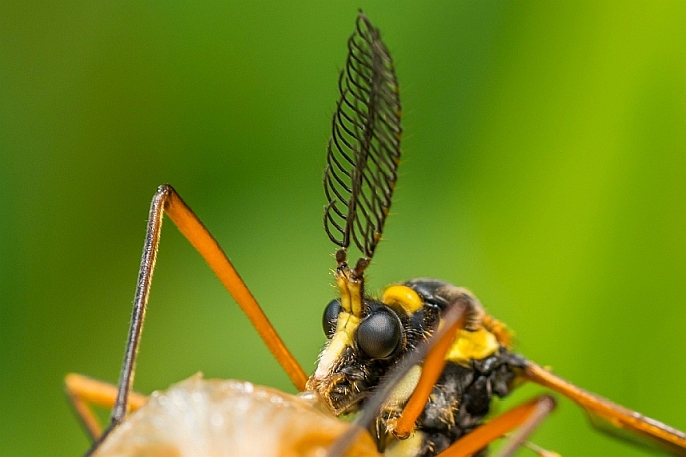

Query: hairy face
left=306, top=295, right=439, bottom=415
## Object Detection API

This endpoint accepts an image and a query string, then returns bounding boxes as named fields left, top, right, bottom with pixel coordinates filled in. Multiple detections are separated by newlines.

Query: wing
left=523, top=361, right=686, bottom=456
left=323, top=11, right=402, bottom=267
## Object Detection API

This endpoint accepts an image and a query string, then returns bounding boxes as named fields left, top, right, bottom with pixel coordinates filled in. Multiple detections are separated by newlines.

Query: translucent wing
left=323, top=11, right=402, bottom=264
left=523, top=361, right=686, bottom=456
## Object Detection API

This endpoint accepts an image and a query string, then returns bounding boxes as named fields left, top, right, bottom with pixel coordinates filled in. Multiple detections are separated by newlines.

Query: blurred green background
left=1, top=2, right=685, bottom=456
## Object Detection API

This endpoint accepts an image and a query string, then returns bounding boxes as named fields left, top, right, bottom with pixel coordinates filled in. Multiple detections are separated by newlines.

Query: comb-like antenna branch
left=323, top=11, right=402, bottom=269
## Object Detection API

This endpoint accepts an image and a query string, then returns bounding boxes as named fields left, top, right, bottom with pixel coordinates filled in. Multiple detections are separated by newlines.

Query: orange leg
left=514, top=439, right=560, bottom=457
left=523, top=361, right=686, bottom=455
left=65, top=373, right=147, bottom=441
left=437, top=395, right=557, bottom=457
left=85, top=185, right=307, bottom=455
left=162, top=185, right=307, bottom=390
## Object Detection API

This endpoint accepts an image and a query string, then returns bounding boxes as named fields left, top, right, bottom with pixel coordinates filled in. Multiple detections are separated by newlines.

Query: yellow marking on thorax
left=336, top=275, right=352, bottom=313
left=385, top=365, right=422, bottom=408
left=446, top=327, right=500, bottom=366
left=349, top=280, right=363, bottom=316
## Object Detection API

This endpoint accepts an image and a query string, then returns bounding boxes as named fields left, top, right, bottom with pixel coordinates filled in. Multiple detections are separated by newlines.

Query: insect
left=66, top=11, right=686, bottom=457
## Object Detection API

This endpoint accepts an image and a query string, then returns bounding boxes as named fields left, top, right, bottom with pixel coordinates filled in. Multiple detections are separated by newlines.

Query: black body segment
left=405, top=353, right=526, bottom=456
left=323, top=12, right=402, bottom=264
left=402, top=279, right=487, bottom=332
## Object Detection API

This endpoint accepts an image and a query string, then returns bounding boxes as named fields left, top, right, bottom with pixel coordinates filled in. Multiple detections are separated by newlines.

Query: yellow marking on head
left=336, top=274, right=352, bottom=313
left=382, top=285, right=422, bottom=313
left=446, top=328, right=499, bottom=366
left=313, top=312, right=360, bottom=379
left=349, top=279, right=363, bottom=316
left=335, top=267, right=364, bottom=317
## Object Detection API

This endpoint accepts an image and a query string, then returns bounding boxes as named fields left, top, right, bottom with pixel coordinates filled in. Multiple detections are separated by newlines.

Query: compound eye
left=357, top=309, right=402, bottom=359
left=322, top=299, right=342, bottom=338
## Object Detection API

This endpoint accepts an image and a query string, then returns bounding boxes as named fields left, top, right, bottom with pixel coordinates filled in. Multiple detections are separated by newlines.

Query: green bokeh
left=1, top=2, right=685, bottom=456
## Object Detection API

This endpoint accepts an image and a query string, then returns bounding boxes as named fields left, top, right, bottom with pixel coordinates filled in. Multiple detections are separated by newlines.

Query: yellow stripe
left=313, top=312, right=360, bottom=379
left=446, top=328, right=499, bottom=366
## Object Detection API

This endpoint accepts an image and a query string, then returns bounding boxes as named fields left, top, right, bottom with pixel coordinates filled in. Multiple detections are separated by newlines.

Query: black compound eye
left=322, top=299, right=342, bottom=338
left=357, top=309, right=402, bottom=359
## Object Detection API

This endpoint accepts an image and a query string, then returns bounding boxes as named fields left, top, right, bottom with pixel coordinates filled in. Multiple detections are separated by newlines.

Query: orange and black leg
left=82, top=185, right=307, bottom=455
left=65, top=373, right=146, bottom=441
left=437, top=395, right=557, bottom=457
